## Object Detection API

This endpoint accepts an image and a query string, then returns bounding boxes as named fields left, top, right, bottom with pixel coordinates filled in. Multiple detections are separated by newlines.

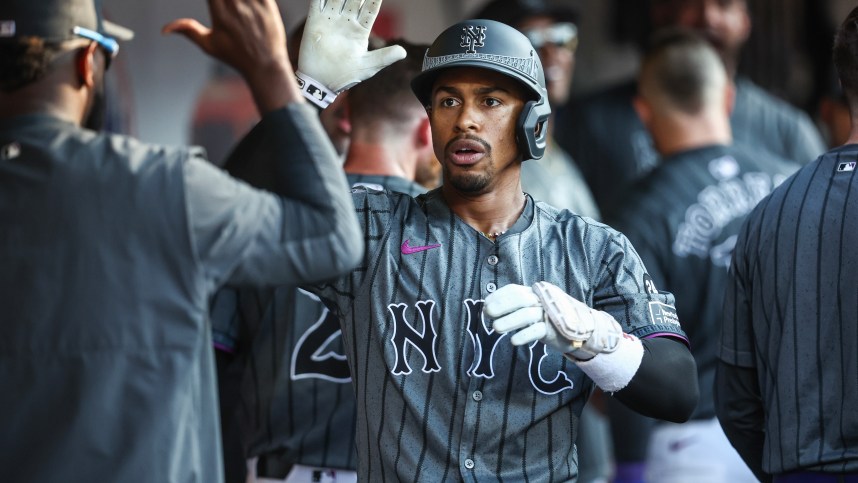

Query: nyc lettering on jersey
left=388, top=298, right=576, bottom=395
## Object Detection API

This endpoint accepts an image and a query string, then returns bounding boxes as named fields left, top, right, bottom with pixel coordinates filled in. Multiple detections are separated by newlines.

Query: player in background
left=472, top=0, right=599, bottom=220
left=0, top=0, right=402, bottom=479
left=286, top=17, right=699, bottom=481
left=212, top=40, right=432, bottom=483
left=559, top=0, right=825, bottom=218
left=608, top=29, right=799, bottom=483
left=716, top=6, right=858, bottom=481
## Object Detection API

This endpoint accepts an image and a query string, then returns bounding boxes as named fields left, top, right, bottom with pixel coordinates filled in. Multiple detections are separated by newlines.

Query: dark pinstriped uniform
left=720, top=145, right=858, bottom=474
left=308, top=187, right=688, bottom=482
left=609, top=143, right=799, bottom=420
left=211, top=175, right=425, bottom=472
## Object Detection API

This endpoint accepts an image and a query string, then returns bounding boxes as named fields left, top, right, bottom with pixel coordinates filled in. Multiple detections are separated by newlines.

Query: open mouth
left=447, top=138, right=487, bottom=166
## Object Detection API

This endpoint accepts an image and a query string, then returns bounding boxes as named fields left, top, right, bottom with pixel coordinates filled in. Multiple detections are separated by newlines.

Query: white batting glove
left=297, top=0, right=407, bottom=108
left=484, top=282, right=623, bottom=361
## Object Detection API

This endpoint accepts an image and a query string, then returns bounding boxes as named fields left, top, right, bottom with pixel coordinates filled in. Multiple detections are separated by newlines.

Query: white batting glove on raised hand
left=297, top=0, right=407, bottom=108
left=484, top=282, right=623, bottom=361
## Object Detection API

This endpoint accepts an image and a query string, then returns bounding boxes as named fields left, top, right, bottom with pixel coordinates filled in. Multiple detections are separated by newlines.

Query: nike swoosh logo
left=401, top=239, right=441, bottom=255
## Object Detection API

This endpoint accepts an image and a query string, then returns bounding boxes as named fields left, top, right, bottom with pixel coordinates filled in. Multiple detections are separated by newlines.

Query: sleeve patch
left=648, top=301, right=680, bottom=326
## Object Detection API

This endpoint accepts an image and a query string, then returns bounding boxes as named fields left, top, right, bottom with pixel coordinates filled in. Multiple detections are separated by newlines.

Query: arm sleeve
left=715, top=361, right=770, bottom=483
left=612, top=337, right=699, bottom=423
left=184, top=103, right=362, bottom=288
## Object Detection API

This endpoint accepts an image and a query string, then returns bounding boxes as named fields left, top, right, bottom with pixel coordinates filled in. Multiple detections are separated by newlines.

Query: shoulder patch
left=648, top=301, right=680, bottom=326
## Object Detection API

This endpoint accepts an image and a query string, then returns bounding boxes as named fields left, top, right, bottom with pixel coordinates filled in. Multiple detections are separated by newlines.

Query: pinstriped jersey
left=609, top=143, right=799, bottom=420
left=720, top=145, right=858, bottom=474
left=210, top=174, right=425, bottom=469
left=308, top=188, right=688, bottom=482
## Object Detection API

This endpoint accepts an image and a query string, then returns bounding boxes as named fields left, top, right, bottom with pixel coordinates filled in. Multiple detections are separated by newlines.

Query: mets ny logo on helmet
left=460, top=25, right=486, bottom=54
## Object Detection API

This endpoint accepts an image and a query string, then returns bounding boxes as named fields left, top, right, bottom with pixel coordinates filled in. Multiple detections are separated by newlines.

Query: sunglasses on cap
left=72, top=26, right=119, bottom=69
left=522, top=22, right=578, bottom=52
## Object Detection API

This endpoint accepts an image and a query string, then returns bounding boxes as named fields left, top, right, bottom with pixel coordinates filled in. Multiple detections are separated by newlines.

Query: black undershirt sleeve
left=612, top=337, right=699, bottom=423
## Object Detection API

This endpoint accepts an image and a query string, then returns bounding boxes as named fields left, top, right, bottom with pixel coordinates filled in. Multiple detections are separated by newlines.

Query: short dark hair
left=347, top=39, right=427, bottom=130
left=0, top=37, right=64, bottom=92
left=639, top=28, right=724, bottom=114
left=833, top=6, right=858, bottom=110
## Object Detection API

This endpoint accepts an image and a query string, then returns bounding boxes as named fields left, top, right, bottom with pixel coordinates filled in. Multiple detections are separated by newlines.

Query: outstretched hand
left=163, top=0, right=298, bottom=112
left=298, top=0, right=407, bottom=94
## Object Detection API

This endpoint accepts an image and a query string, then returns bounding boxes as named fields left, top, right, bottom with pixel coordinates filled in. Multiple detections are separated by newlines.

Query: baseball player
left=294, top=17, right=700, bottom=482
left=0, top=0, right=408, bottom=480
left=716, top=6, right=858, bottom=482
left=212, top=40, right=431, bottom=483
left=608, top=29, right=800, bottom=483
left=558, top=0, right=825, bottom=217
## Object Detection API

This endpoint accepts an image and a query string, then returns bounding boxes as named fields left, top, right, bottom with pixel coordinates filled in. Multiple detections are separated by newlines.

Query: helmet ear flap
left=516, top=97, right=551, bottom=160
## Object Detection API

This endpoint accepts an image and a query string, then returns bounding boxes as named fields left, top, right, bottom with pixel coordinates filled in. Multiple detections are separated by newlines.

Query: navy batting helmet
left=411, top=19, right=551, bottom=160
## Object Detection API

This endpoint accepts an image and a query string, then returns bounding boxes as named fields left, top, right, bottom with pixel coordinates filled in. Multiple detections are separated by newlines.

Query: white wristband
left=295, top=71, right=338, bottom=109
left=567, top=334, right=644, bottom=393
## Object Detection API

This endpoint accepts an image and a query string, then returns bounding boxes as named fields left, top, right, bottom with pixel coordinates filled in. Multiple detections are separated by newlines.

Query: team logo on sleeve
left=838, top=162, right=856, bottom=173
left=648, top=301, right=680, bottom=326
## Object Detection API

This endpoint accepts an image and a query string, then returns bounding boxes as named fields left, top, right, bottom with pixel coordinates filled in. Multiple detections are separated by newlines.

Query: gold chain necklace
left=481, top=229, right=508, bottom=241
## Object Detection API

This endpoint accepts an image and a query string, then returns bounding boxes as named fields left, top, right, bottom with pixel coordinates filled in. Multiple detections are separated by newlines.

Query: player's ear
left=415, top=117, right=431, bottom=148
left=75, top=42, right=100, bottom=88
left=632, top=94, right=652, bottom=127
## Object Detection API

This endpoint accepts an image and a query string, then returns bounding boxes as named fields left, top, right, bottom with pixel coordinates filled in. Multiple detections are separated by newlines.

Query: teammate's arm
left=714, top=361, right=770, bottom=483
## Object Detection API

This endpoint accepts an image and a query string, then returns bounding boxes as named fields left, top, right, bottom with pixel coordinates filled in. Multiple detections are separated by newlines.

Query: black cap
left=472, top=0, right=579, bottom=28
left=0, top=0, right=133, bottom=42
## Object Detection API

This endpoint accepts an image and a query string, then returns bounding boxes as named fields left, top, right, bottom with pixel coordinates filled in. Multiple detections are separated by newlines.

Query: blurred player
left=609, top=29, right=799, bottom=483
left=560, top=0, right=825, bottom=217
left=716, top=5, right=858, bottom=482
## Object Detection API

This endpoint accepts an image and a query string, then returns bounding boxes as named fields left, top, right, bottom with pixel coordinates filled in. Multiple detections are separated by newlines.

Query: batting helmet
left=411, top=19, right=551, bottom=160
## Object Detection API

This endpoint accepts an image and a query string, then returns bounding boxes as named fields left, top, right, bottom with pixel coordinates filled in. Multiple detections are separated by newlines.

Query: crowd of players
left=2, top=0, right=858, bottom=482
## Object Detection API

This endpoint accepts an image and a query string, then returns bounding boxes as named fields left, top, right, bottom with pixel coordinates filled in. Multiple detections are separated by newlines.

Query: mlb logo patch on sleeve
left=837, top=162, right=856, bottom=172
left=648, top=301, right=680, bottom=326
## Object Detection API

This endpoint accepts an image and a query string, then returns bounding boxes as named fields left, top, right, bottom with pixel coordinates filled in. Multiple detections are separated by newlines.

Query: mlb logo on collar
left=837, top=161, right=856, bottom=172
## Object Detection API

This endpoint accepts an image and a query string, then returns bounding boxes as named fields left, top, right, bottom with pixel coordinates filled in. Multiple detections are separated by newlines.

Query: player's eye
left=439, top=97, right=460, bottom=108
left=483, top=97, right=502, bottom=107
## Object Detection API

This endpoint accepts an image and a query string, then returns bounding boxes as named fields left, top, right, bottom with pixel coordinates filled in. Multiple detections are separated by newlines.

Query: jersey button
left=487, top=255, right=499, bottom=266
left=472, top=391, right=483, bottom=401
left=486, top=282, right=497, bottom=293
left=464, top=459, right=475, bottom=469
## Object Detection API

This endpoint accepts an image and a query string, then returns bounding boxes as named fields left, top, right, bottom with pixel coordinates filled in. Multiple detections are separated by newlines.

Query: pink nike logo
left=401, top=239, right=441, bottom=255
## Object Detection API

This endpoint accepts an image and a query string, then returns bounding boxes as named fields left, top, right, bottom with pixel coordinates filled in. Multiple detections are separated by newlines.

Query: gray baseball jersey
left=610, top=143, right=799, bottom=420
left=307, top=188, right=688, bottom=482
left=211, top=174, right=425, bottom=473
left=720, top=145, right=858, bottom=474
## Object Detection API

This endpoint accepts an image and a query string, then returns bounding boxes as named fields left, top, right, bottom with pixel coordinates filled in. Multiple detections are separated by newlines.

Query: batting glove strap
left=567, top=334, right=644, bottom=393
left=295, top=71, right=338, bottom=109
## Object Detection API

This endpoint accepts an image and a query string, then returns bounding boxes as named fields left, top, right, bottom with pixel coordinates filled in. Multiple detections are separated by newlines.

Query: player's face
left=427, top=67, right=526, bottom=194
left=518, top=15, right=576, bottom=106
left=657, top=0, right=750, bottom=72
